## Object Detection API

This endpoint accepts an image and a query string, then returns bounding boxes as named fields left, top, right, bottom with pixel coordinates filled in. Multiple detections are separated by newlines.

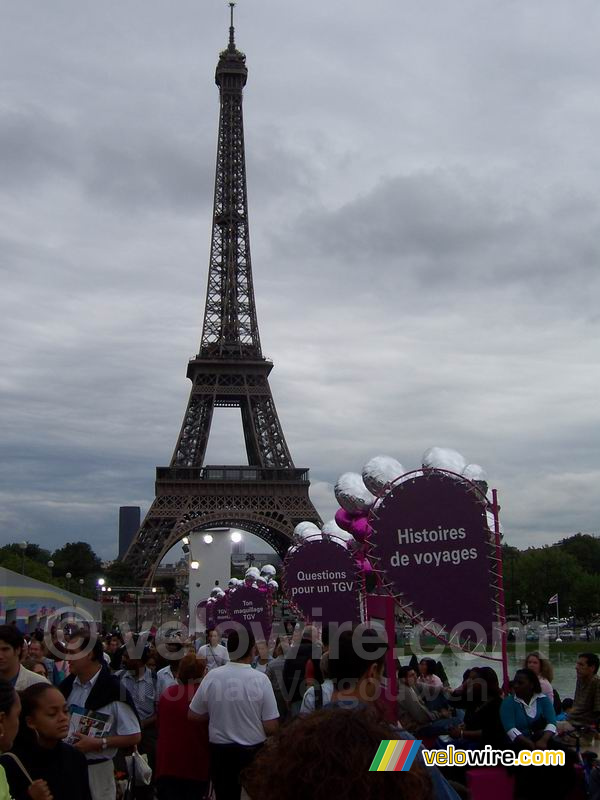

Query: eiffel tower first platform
left=123, top=8, right=322, bottom=584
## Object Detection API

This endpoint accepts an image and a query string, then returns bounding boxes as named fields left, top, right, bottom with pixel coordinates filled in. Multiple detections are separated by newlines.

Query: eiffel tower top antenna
left=229, top=2, right=236, bottom=50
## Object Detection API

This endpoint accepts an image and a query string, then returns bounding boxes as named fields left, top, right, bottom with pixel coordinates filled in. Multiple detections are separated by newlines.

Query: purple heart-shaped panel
left=370, top=470, right=497, bottom=647
left=283, top=538, right=362, bottom=628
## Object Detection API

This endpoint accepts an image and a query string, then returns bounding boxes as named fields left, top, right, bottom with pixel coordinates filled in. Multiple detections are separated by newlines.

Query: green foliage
left=104, top=560, right=135, bottom=587
left=558, top=533, right=600, bottom=575
left=51, top=542, right=101, bottom=579
left=503, top=533, right=600, bottom=621
left=0, top=546, right=54, bottom=582
left=0, top=541, right=100, bottom=598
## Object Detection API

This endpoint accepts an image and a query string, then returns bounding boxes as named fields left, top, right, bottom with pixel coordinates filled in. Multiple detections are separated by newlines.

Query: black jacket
left=1, top=741, right=91, bottom=800
left=283, top=640, right=323, bottom=704
left=59, top=664, right=138, bottom=717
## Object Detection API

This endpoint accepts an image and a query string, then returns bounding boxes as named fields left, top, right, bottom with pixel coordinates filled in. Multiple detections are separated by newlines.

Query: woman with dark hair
left=501, top=668, right=573, bottom=798
left=20, top=660, right=48, bottom=681
left=282, top=626, right=322, bottom=717
left=448, top=667, right=505, bottom=748
left=500, top=667, right=556, bottom=749
left=242, top=707, right=433, bottom=800
left=417, top=658, right=445, bottom=709
left=0, top=681, right=53, bottom=800
left=46, top=640, right=69, bottom=685
left=156, top=654, right=209, bottom=800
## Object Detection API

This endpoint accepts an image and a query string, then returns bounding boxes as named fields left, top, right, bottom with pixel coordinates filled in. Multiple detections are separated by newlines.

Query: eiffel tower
left=123, top=7, right=321, bottom=584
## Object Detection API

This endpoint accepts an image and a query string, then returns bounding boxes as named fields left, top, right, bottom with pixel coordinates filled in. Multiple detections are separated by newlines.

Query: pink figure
left=335, top=507, right=357, bottom=532
left=350, top=515, right=372, bottom=543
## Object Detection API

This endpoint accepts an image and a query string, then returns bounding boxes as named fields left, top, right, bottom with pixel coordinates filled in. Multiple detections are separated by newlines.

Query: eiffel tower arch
left=123, top=10, right=321, bottom=584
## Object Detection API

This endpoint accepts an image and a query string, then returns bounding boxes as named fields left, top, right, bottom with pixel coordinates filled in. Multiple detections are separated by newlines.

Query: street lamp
left=47, top=560, right=54, bottom=579
left=19, top=541, right=27, bottom=575
left=66, top=572, right=72, bottom=592
left=231, top=531, right=242, bottom=543
left=203, top=534, right=213, bottom=544
left=78, top=578, right=84, bottom=592
left=516, top=599, right=521, bottom=624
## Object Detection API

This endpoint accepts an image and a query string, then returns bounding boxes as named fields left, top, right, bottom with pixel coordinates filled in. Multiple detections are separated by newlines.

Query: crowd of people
left=0, top=620, right=599, bottom=800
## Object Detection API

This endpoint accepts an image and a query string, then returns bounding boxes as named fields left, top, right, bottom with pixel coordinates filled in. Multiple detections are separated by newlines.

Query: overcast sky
left=2, top=0, right=600, bottom=561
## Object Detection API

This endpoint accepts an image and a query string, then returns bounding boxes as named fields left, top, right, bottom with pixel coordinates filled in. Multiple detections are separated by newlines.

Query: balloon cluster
left=290, top=447, right=489, bottom=578
left=204, top=564, right=279, bottom=621
left=237, top=564, right=278, bottom=594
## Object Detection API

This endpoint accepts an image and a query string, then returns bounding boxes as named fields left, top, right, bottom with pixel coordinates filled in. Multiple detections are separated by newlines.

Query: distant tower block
left=123, top=9, right=321, bottom=584
left=118, top=506, right=140, bottom=560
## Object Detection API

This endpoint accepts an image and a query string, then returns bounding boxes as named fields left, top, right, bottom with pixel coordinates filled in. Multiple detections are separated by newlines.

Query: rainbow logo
left=369, top=739, right=422, bottom=772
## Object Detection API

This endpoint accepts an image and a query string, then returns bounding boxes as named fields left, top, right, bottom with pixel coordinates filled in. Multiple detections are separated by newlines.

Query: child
left=2, top=684, right=91, bottom=800
left=556, top=698, right=574, bottom=722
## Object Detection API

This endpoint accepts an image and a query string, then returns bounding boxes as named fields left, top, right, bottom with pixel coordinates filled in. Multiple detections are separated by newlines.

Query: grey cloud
left=2, top=1, right=600, bottom=560
left=0, top=105, right=71, bottom=185
left=0, top=99, right=214, bottom=214
left=280, top=169, right=600, bottom=304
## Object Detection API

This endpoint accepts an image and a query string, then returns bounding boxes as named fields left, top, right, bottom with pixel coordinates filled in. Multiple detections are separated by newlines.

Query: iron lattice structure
left=123, top=15, right=321, bottom=584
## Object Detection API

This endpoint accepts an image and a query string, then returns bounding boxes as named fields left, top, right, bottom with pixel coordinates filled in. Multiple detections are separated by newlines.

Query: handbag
left=125, top=747, right=152, bottom=787
left=0, top=752, right=35, bottom=783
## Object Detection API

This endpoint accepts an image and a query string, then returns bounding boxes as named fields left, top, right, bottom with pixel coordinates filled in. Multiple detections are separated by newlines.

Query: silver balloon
left=268, top=579, right=279, bottom=591
left=422, top=446, right=467, bottom=474
left=362, top=455, right=404, bottom=495
left=245, top=567, right=260, bottom=580
left=334, top=472, right=375, bottom=513
left=293, top=521, right=321, bottom=539
left=462, top=463, right=487, bottom=482
left=260, top=564, right=277, bottom=577
left=321, top=518, right=354, bottom=545
left=396, top=469, right=422, bottom=485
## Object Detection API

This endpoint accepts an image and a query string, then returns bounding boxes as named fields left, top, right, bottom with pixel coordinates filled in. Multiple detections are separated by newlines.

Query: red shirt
left=156, top=683, right=210, bottom=782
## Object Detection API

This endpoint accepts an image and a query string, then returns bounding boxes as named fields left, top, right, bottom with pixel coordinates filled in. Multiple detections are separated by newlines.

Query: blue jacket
left=500, top=693, right=557, bottom=742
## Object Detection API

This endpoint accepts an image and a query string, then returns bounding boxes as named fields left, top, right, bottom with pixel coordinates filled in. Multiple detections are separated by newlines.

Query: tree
left=571, top=573, right=600, bottom=623
left=0, top=545, right=56, bottom=583
left=104, top=560, right=135, bottom=587
left=51, top=542, right=101, bottom=579
left=516, top=547, right=581, bottom=619
left=23, top=543, right=53, bottom=565
left=502, top=544, right=523, bottom=616
left=558, top=533, right=600, bottom=575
